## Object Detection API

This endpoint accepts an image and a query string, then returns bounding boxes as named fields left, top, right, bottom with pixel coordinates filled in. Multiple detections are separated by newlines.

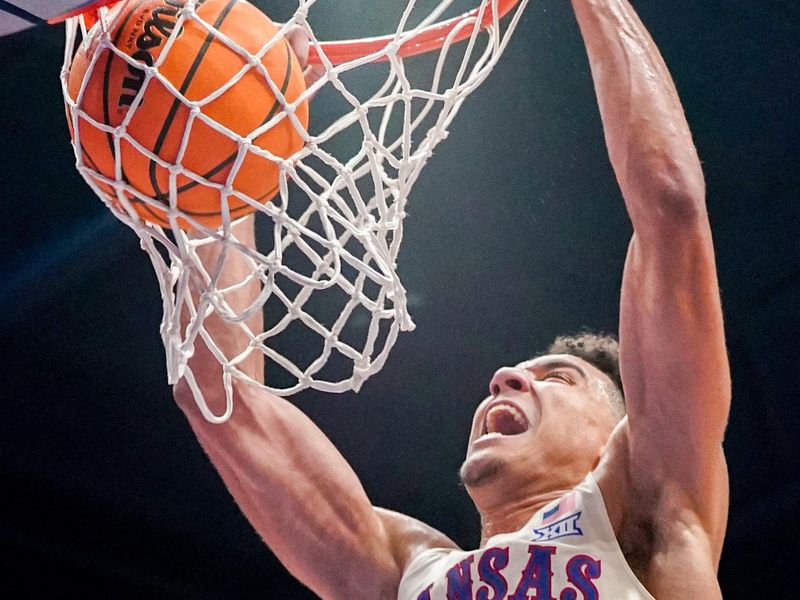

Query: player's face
left=460, top=355, right=620, bottom=490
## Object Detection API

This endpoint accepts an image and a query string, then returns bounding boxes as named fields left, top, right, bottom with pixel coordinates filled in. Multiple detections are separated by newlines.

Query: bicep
left=376, top=507, right=460, bottom=574
left=619, top=220, right=730, bottom=501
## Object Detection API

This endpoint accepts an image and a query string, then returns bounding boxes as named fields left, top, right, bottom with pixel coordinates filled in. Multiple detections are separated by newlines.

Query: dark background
left=1, top=0, right=798, bottom=597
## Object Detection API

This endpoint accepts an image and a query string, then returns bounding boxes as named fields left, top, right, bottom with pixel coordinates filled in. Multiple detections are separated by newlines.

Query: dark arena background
left=1, top=1, right=798, bottom=598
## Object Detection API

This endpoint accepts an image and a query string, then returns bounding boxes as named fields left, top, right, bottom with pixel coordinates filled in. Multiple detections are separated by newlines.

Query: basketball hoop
left=61, top=0, right=528, bottom=422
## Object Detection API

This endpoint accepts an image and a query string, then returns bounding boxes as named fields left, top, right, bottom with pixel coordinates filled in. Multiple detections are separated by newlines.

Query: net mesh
left=61, top=0, right=527, bottom=422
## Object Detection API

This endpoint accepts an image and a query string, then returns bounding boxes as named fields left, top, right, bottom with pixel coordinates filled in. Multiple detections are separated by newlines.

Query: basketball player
left=174, top=1, right=730, bottom=597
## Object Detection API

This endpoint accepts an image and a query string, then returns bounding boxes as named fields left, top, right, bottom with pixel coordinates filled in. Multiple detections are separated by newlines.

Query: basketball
left=66, top=0, right=309, bottom=228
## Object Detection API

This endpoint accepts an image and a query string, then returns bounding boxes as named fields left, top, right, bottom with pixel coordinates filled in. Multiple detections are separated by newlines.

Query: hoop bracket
left=47, top=0, right=121, bottom=24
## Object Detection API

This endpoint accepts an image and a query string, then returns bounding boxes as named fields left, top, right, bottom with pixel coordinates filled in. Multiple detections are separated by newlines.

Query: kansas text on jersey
left=397, top=473, right=655, bottom=600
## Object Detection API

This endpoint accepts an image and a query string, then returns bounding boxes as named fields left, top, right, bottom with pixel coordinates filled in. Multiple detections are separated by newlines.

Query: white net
left=61, top=0, right=527, bottom=422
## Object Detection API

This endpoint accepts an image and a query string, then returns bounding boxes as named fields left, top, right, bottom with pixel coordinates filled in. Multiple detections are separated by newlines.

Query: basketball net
left=61, top=0, right=528, bottom=422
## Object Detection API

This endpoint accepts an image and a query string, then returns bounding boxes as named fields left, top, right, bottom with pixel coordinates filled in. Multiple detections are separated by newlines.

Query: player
left=174, top=0, right=730, bottom=598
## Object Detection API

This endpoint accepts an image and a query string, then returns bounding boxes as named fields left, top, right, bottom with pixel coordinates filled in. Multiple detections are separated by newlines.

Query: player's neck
left=472, top=459, right=596, bottom=545
left=477, top=487, right=569, bottom=546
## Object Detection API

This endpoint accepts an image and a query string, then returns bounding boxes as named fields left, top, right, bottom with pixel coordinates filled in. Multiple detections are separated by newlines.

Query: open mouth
left=479, top=401, right=529, bottom=439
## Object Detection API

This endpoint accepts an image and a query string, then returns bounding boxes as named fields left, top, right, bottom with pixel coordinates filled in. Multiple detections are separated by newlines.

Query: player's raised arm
left=172, top=216, right=446, bottom=599
left=572, top=0, right=730, bottom=541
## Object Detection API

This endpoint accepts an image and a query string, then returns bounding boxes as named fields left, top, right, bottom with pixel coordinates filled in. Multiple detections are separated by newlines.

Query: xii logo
left=531, top=512, right=584, bottom=542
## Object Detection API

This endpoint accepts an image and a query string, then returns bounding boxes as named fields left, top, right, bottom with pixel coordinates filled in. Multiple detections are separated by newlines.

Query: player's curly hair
left=546, top=332, right=626, bottom=420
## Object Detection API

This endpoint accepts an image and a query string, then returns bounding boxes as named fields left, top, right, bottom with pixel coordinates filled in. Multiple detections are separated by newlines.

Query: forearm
left=572, top=0, right=706, bottom=231
left=176, top=384, right=399, bottom=599
left=172, top=220, right=399, bottom=597
left=181, top=216, right=265, bottom=401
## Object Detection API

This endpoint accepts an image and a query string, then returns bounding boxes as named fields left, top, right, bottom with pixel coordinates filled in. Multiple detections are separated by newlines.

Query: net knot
left=385, top=40, right=402, bottom=57
left=183, top=0, right=198, bottom=13
left=293, top=6, right=308, bottom=23
left=350, top=360, right=373, bottom=391
left=358, top=214, right=377, bottom=233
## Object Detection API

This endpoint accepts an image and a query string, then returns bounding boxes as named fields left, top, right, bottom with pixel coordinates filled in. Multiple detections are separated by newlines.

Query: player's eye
left=544, top=372, right=571, bottom=383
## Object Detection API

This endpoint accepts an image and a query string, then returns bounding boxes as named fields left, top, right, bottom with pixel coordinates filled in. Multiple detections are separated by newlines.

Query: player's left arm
left=572, top=0, right=730, bottom=550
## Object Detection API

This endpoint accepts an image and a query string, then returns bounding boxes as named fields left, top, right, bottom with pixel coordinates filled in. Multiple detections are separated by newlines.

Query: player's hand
left=285, top=25, right=326, bottom=89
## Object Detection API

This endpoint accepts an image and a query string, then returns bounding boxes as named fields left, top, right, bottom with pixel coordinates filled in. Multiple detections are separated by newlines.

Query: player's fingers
left=285, top=25, right=323, bottom=98
left=285, top=25, right=310, bottom=70
left=303, top=64, right=326, bottom=89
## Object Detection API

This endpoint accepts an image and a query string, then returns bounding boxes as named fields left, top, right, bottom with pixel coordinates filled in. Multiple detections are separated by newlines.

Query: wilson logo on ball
left=119, top=0, right=188, bottom=109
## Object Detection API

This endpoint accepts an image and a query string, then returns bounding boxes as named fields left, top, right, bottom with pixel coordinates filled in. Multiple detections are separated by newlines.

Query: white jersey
left=398, top=472, right=654, bottom=600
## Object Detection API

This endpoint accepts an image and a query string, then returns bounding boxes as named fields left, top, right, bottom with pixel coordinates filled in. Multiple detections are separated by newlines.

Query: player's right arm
left=571, top=0, right=729, bottom=577
left=173, top=217, right=452, bottom=600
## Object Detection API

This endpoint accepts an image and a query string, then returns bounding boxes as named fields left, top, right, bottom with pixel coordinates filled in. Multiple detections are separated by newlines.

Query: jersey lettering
left=415, top=546, right=605, bottom=600
left=509, top=545, right=557, bottom=600
left=566, top=555, right=602, bottom=600
left=417, top=584, right=434, bottom=600
left=476, top=546, right=510, bottom=600
left=446, top=556, right=475, bottom=600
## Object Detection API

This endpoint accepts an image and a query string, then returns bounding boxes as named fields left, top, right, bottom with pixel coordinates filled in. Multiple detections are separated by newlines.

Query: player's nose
left=489, top=367, right=530, bottom=396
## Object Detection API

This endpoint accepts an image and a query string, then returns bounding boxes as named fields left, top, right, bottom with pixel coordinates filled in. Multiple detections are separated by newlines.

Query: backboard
left=0, top=0, right=117, bottom=36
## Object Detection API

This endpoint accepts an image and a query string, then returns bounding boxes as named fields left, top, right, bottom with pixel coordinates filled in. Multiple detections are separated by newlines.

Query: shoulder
left=593, top=418, right=728, bottom=584
left=375, top=507, right=460, bottom=575
left=592, top=418, right=729, bottom=568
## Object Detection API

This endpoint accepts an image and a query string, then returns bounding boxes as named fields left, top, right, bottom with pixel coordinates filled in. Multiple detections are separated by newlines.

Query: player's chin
left=459, top=454, right=502, bottom=488
left=462, top=430, right=533, bottom=485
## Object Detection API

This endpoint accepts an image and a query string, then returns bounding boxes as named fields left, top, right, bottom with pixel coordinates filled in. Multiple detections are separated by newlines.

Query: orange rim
left=55, top=0, right=522, bottom=64
left=307, top=0, right=522, bottom=65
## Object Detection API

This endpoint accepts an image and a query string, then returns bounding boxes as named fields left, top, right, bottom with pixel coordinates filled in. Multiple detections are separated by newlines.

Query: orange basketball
left=67, top=0, right=309, bottom=228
